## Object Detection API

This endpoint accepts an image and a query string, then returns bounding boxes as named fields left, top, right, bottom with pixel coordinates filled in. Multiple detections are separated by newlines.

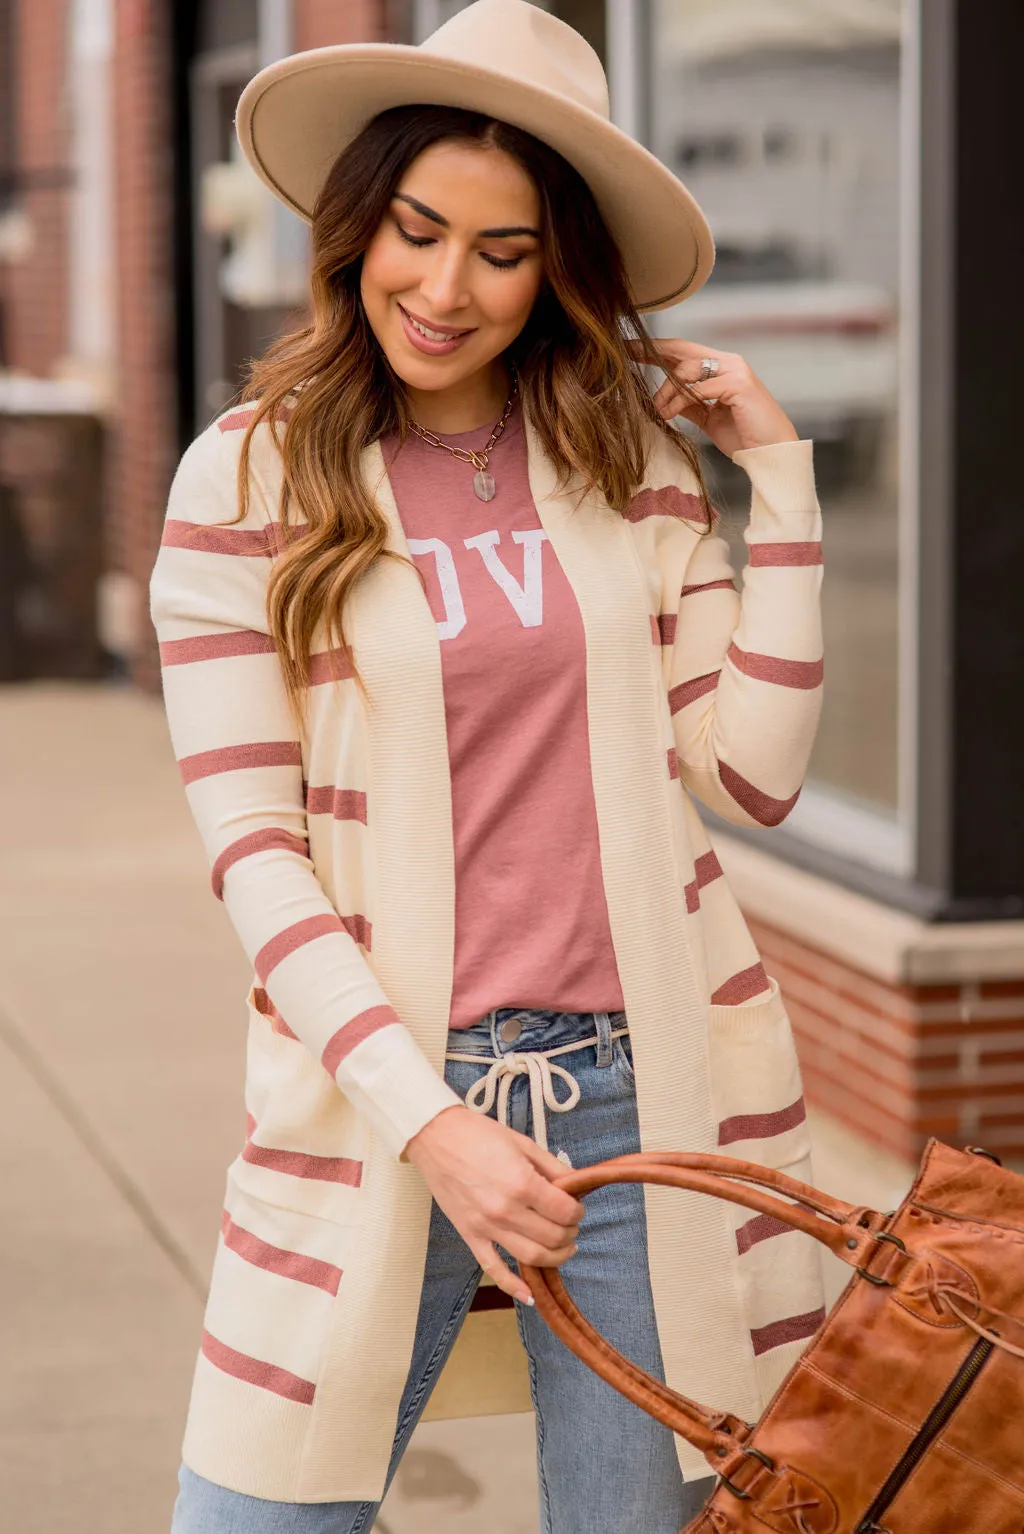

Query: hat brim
left=236, top=45, right=714, bottom=312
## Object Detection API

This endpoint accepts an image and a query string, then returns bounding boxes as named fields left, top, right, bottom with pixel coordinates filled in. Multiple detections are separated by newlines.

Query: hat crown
left=421, top=0, right=609, bottom=122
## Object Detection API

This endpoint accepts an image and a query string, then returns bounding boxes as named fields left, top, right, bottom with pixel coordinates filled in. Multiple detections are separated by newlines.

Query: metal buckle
left=721, top=1446, right=776, bottom=1500
left=856, top=1229, right=906, bottom=1286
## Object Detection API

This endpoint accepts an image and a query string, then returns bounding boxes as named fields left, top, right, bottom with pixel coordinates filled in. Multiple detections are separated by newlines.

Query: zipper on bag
left=854, top=1335, right=994, bottom=1533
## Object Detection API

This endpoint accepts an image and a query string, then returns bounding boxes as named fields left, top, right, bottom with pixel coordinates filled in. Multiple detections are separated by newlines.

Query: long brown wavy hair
left=235, top=105, right=711, bottom=708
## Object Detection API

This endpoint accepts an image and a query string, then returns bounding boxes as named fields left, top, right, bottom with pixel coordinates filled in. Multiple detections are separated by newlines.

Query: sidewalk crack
left=0, top=1002, right=206, bottom=1301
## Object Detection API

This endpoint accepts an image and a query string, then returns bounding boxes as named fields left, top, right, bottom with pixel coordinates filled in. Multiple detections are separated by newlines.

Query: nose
left=418, top=242, right=472, bottom=316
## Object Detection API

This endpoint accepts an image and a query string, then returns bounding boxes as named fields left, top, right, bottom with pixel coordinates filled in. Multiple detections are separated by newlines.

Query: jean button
left=499, top=1016, right=522, bottom=1043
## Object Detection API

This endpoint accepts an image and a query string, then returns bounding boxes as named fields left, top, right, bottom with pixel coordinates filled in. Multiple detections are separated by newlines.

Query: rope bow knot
left=445, top=1022, right=629, bottom=1151
left=463, top=1050, right=582, bottom=1152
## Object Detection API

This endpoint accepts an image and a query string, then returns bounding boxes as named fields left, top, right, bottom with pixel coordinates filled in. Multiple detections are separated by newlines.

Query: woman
left=153, top=3, right=826, bottom=1531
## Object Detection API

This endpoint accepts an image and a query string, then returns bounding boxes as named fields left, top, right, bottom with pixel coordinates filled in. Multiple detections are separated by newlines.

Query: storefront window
left=649, top=0, right=905, bottom=820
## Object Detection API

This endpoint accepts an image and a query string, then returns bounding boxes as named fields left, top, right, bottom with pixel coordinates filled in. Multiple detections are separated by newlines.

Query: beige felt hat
left=235, top=0, right=714, bottom=312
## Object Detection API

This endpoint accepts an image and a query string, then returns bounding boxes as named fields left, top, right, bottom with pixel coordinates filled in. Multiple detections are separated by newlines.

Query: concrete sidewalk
left=0, top=683, right=916, bottom=1534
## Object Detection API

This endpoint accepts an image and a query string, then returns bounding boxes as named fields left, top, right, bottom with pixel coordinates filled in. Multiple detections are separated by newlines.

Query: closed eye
left=395, top=222, right=528, bottom=270
left=395, top=224, right=434, bottom=250
left=481, top=252, right=527, bottom=270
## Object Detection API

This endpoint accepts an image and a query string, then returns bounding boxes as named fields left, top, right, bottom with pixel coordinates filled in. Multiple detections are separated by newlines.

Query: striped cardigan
left=150, top=405, right=826, bottom=1500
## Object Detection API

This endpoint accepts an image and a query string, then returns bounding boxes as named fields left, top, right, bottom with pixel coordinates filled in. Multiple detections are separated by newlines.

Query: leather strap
left=519, top=1151, right=891, bottom=1465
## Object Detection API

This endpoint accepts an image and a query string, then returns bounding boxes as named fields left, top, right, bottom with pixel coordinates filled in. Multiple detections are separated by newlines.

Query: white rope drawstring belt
left=445, top=1026, right=630, bottom=1153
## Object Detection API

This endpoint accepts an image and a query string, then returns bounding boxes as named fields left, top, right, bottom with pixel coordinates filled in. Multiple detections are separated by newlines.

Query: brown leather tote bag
left=520, top=1139, right=1024, bottom=1533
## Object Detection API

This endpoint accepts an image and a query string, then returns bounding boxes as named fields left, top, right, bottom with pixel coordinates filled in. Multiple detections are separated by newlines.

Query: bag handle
left=519, top=1152, right=888, bottom=1462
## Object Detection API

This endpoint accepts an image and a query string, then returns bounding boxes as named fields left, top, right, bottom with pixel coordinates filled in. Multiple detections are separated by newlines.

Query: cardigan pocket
left=200, top=1185, right=350, bottom=1408
left=229, top=986, right=370, bottom=1227
left=707, top=977, right=812, bottom=1170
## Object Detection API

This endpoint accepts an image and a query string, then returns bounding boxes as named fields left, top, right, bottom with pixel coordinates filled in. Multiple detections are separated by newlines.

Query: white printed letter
left=463, top=528, right=549, bottom=627
left=407, top=537, right=467, bottom=640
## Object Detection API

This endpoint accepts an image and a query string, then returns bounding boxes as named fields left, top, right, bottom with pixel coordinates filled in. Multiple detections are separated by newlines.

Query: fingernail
left=523, top=1295, right=535, bottom=1306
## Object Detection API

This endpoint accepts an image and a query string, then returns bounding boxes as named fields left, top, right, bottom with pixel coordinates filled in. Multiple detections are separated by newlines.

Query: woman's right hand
left=404, top=1105, right=584, bottom=1305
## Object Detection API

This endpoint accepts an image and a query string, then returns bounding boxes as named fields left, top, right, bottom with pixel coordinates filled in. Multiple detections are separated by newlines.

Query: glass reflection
left=650, top=0, right=904, bottom=813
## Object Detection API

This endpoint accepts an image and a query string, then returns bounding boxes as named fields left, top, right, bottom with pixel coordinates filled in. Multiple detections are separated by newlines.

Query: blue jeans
left=171, top=1007, right=716, bottom=1533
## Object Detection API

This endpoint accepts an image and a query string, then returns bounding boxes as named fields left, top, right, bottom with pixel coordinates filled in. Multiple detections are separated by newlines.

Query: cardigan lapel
left=301, top=441, right=457, bottom=1495
left=522, top=415, right=763, bottom=1434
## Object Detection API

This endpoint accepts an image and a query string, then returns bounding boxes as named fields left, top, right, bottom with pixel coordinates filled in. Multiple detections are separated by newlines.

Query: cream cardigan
left=150, top=405, right=826, bottom=1501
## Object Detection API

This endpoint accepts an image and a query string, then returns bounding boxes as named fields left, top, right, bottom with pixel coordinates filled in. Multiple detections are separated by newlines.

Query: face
left=360, top=139, right=544, bottom=402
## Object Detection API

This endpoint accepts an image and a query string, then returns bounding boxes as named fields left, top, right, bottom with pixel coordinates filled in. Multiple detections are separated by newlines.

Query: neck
left=405, top=357, right=511, bottom=434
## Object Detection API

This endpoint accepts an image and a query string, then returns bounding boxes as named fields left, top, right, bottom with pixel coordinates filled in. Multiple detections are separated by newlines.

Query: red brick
left=5, top=0, right=70, bottom=374
left=980, top=979, right=1024, bottom=1000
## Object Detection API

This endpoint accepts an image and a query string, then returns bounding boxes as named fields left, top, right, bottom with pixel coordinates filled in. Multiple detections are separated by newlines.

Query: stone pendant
left=473, top=470, right=496, bottom=502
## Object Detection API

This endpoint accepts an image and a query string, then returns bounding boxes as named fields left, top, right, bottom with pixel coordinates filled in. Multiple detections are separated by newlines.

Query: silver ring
left=698, top=357, right=719, bottom=382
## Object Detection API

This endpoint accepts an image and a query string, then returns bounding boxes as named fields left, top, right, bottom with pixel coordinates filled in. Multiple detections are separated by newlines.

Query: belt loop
left=594, top=1011, right=613, bottom=1068
left=488, top=1009, right=500, bottom=1057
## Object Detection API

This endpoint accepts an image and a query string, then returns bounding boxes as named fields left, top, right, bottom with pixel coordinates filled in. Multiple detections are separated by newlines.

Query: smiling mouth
left=399, top=305, right=474, bottom=342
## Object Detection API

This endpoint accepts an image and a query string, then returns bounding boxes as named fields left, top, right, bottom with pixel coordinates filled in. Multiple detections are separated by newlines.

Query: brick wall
left=3, top=0, right=70, bottom=373
left=749, top=916, right=1024, bottom=1165
left=110, top=0, right=180, bottom=690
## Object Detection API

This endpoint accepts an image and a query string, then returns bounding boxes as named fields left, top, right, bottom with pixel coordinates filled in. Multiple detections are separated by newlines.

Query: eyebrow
left=393, top=193, right=540, bottom=240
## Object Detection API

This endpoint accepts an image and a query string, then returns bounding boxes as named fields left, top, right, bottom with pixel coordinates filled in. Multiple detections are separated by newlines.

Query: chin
left=388, top=338, right=491, bottom=392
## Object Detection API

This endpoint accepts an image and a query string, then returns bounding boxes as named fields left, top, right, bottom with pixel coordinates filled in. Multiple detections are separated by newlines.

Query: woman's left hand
left=644, top=338, right=799, bottom=458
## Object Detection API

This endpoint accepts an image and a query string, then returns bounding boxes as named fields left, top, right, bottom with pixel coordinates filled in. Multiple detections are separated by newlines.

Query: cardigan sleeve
left=149, top=423, right=463, bottom=1160
left=668, top=439, right=823, bottom=828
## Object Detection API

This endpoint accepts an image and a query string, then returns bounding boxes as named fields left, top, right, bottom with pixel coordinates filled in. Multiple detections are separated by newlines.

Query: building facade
left=1, top=0, right=1021, bottom=1167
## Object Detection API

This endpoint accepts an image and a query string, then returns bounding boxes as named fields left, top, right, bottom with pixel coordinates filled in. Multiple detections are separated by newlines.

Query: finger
left=492, top=1200, right=580, bottom=1251
left=515, top=1139, right=587, bottom=1220
left=475, top=1241, right=535, bottom=1306
left=643, top=338, right=730, bottom=365
left=501, top=1231, right=579, bottom=1270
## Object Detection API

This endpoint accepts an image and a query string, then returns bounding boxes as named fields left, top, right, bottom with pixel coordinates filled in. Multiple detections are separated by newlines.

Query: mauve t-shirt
left=382, top=406, right=624, bottom=1030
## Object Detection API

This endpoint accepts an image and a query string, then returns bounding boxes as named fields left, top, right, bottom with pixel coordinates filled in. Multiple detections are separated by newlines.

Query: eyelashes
left=394, top=222, right=527, bottom=270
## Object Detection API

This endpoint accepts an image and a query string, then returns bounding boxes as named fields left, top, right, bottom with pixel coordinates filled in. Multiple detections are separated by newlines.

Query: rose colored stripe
left=625, top=486, right=710, bottom=526
left=750, top=1307, right=826, bottom=1357
left=305, top=787, right=368, bottom=822
left=684, top=849, right=724, bottom=915
left=321, top=1004, right=400, bottom=1077
left=681, top=579, right=736, bottom=597
left=735, top=1213, right=796, bottom=1257
left=694, top=849, right=724, bottom=888
left=242, top=1135, right=362, bottom=1187
left=340, top=913, right=371, bottom=949
left=211, top=829, right=308, bottom=900
left=711, top=961, right=772, bottom=1006
left=161, top=520, right=273, bottom=557
left=668, top=748, right=680, bottom=781
left=718, top=760, right=801, bottom=827
left=217, top=404, right=292, bottom=434
left=252, top=987, right=298, bottom=1040
left=308, top=648, right=356, bottom=686
left=748, top=541, right=822, bottom=568
left=255, top=914, right=347, bottom=983
left=658, top=613, right=677, bottom=646
left=159, top=630, right=276, bottom=666
left=200, top=1329, right=316, bottom=1405
left=669, top=669, right=720, bottom=714
left=728, top=643, right=823, bottom=690
left=718, top=1096, right=807, bottom=1148
left=649, top=614, right=660, bottom=645
left=220, top=1210, right=342, bottom=1296
left=179, top=740, right=302, bottom=786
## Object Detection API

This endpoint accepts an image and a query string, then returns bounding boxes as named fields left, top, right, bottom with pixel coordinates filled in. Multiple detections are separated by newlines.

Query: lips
left=398, top=304, right=476, bottom=357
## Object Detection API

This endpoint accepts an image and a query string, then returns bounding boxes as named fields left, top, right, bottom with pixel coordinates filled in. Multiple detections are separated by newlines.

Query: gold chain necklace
left=407, top=370, right=518, bottom=503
